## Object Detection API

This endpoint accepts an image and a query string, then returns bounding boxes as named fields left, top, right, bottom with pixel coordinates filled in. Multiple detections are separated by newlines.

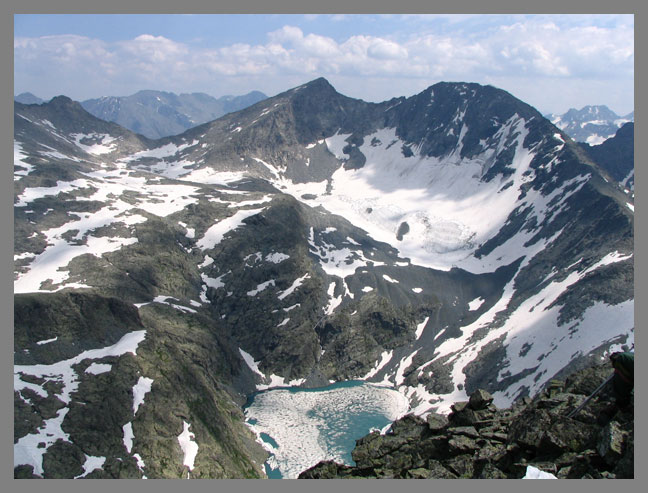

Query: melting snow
left=14, top=330, right=147, bottom=476
left=74, top=454, right=106, bottom=478
left=362, top=351, right=394, bottom=380
left=132, top=376, right=154, bottom=415
left=244, top=383, right=409, bottom=478
left=239, top=348, right=265, bottom=379
left=178, top=421, right=199, bottom=473
left=201, top=273, right=226, bottom=290
left=123, top=422, right=134, bottom=453
left=277, top=273, right=310, bottom=300
left=36, top=336, right=58, bottom=345
left=71, top=133, right=118, bottom=155
left=247, top=280, right=276, bottom=296
left=468, top=297, right=485, bottom=311
left=85, top=363, right=112, bottom=375
left=14, top=142, right=34, bottom=179
left=523, top=465, right=557, bottom=479
left=415, top=317, right=429, bottom=340
left=265, top=252, right=290, bottom=264
left=196, top=208, right=265, bottom=250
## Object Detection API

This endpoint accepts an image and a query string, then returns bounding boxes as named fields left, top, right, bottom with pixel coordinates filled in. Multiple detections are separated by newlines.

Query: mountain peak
left=47, top=95, right=79, bottom=107
left=15, top=92, right=44, bottom=105
left=292, top=77, right=339, bottom=97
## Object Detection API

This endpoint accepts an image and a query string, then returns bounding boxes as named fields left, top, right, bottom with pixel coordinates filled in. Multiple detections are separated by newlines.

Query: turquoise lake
left=244, top=380, right=410, bottom=478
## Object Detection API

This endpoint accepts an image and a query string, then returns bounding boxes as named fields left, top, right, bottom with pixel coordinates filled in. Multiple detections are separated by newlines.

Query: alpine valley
left=13, top=78, right=634, bottom=479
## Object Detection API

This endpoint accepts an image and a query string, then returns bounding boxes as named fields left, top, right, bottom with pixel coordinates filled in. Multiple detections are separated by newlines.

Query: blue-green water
left=244, top=380, right=409, bottom=478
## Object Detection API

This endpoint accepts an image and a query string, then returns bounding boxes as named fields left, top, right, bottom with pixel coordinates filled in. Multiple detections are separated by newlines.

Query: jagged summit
left=563, top=105, right=619, bottom=122
left=547, top=104, right=633, bottom=145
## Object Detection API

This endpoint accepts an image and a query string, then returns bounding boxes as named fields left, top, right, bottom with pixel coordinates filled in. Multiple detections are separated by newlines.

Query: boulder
left=448, top=435, right=479, bottom=455
left=597, top=422, right=625, bottom=464
left=426, top=412, right=449, bottom=432
left=507, top=408, right=553, bottom=449
left=468, top=389, right=494, bottom=410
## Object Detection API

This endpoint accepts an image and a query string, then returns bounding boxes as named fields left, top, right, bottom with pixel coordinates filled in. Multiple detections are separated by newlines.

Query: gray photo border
left=2, top=2, right=643, bottom=493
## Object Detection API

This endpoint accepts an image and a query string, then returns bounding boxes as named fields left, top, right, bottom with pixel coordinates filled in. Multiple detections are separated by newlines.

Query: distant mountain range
left=545, top=105, right=634, bottom=145
left=15, top=90, right=268, bottom=139
left=15, top=92, right=44, bottom=105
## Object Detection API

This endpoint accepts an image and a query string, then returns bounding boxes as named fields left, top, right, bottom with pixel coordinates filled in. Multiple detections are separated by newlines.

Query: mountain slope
left=579, top=122, right=634, bottom=193
left=80, top=90, right=267, bottom=139
left=14, top=78, right=633, bottom=478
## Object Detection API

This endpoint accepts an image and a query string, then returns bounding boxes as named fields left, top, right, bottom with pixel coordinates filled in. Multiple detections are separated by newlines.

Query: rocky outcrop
left=299, top=362, right=634, bottom=478
left=14, top=293, right=269, bottom=479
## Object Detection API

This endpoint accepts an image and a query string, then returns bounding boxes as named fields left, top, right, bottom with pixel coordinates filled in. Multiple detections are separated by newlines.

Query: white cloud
left=14, top=16, right=633, bottom=114
left=367, top=39, right=407, bottom=60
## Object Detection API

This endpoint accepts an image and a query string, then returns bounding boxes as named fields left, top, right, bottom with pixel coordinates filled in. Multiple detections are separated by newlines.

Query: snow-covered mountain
left=14, top=78, right=633, bottom=478
left=79, top=90, right=267, bottom=139
left=546, top=105, right=634, bottom=145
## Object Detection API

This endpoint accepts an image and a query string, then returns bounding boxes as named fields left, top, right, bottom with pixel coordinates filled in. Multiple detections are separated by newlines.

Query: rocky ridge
left=579, top=122, right=634, bottom=193
left=300, top=362, right=634, bottom=479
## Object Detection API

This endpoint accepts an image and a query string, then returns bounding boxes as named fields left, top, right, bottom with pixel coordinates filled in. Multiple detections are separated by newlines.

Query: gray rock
left=597, top=421, right=625, bottom=464
left=426, top=412, right=449, bottom=432
left=469, top=389, right=494, bottom=410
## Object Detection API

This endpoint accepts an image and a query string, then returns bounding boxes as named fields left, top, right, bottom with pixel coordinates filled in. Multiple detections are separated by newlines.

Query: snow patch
left=36, top=336, right=58, bottom=345
left=132, top=376, right=154, bottom=415
left=523, top=465, right=557, bottom=479
left=362, top=351, right=394, bottom=380
left=196, top=208, right=265, bottom=250
left=277, top=273, right=310, bottom=300
left=14, top=330, right=147, bottom=475
left=247, top=280, right=276, bottom=296
left=415, top=317, right=429, bottom=340
left=244, top=383, right=409, bottom=478
left=85, top=363, right=112, bottom=375
left=178, top=421, right=199, bottom=472
left=468, top=297, right=485, bottom=311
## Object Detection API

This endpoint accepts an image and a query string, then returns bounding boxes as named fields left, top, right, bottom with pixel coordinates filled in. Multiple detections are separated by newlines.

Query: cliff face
left=299, top=362, right=634, bottom=479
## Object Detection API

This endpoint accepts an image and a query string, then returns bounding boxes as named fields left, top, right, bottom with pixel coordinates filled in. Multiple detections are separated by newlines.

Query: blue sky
left=14, top=14, right=634, bottom=115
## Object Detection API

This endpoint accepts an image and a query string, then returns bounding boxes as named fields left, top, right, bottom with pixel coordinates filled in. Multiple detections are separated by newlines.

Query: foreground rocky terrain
left=300, top=362, right=634, bottom=479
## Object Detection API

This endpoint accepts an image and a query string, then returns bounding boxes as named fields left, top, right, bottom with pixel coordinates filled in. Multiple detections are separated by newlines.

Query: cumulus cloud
left=367, top=39, right=408, bottom=60
left=14, top=16, right=633, bottom=113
